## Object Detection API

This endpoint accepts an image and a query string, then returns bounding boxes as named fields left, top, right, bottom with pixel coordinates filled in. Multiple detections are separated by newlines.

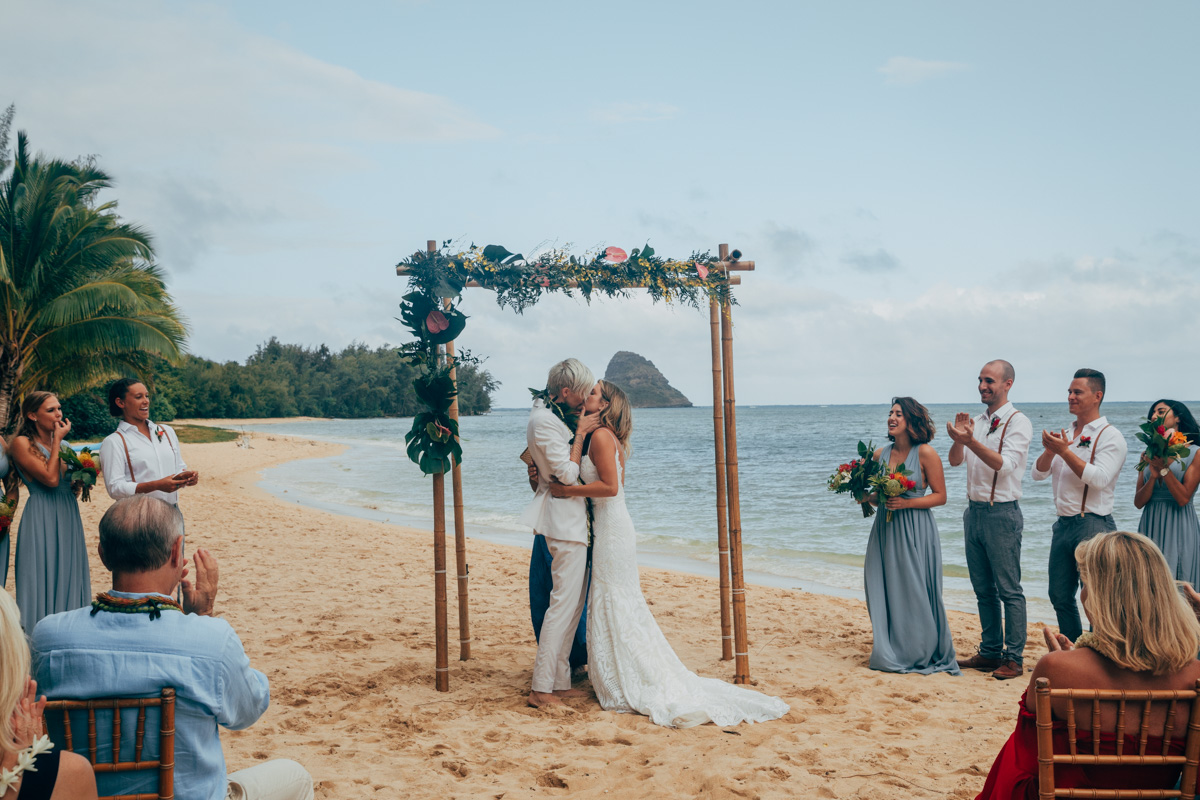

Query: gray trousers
left=1049, top=513, right=1116, bottom=641
left=964, top=500, right=1026, bottom=664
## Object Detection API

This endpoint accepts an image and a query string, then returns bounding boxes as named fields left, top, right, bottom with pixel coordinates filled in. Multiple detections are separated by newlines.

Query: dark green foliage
left=59, top=388, right=117, bottom=441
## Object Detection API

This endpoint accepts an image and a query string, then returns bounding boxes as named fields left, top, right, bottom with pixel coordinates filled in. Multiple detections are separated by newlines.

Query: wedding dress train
left=583, top=449, right=789, bottom=728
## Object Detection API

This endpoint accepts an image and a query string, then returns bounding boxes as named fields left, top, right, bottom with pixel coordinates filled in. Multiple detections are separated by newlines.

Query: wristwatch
left=1161, top=467, right=1170, bottom=477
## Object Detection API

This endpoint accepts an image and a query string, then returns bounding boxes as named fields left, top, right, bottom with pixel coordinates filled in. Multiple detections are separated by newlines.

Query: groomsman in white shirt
left=947, top=360, right=1032, bottom=680
left=1032, top=368, right=1127, bottom=642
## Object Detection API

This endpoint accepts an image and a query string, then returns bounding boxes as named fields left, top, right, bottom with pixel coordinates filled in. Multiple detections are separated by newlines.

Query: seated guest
left=976, top=531, right=1200, bottom=799
left=0, top=591, right=96, bottom=799
left=31, top=496, right=313, bottom=800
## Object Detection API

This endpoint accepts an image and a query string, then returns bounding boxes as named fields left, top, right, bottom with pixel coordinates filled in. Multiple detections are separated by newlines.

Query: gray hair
left=546, top=358, right=595, bottom=399
left=99, top=496, right=183, bottom=574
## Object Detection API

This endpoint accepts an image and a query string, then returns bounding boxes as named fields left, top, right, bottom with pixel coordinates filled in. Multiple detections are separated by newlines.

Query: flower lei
left=0, top=735, right=54, bottom=793
left=1076, top=436, right=1093, bottom=449
left=529, top=388, right=580, bottom=436
left=90, top=592, right=183, bottom=620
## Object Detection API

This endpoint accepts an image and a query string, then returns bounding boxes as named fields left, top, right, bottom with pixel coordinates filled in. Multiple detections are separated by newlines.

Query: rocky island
left=604, top=351, right=692, bottom=408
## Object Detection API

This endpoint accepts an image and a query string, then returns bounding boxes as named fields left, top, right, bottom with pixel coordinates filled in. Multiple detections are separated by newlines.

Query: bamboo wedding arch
left=396, top=240, right=755, bottom=691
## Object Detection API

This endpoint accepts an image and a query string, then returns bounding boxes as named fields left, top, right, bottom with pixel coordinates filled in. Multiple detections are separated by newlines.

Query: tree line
left=62, top=338, right=499, bottom=440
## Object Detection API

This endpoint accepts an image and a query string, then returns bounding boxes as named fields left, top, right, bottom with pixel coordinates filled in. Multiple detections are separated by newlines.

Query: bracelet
left=0, top=735, right=54, bottom=792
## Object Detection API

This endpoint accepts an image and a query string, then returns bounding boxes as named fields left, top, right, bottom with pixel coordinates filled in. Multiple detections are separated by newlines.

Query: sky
left=2, top=0, right=1198, bottom=407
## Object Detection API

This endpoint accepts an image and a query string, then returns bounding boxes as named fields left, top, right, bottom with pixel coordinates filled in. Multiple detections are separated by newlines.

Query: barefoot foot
left=528, top=691, right=564, bottom=708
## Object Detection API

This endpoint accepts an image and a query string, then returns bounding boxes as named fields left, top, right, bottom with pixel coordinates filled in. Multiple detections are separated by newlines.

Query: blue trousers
left=529, top=534, right=588, bottom=668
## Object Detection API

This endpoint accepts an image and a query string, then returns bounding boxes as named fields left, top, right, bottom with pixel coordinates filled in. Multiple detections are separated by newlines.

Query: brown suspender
left=989, top=410, right=1022, bottom=505
left=1078, top=424, right=1112, bottom=517
left=116, top=427, right=179, bottom=483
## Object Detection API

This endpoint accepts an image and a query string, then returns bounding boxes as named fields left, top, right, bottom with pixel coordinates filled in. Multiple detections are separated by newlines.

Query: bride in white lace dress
left=550, top=380, right=789, bottom=728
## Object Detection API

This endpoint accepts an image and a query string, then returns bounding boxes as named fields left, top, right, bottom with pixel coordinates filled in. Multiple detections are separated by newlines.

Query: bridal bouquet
left=0, top=497, right=15, bottom=539
left=827, top=440, right=884, bottom=517
left=870, top=464, right=917, bottom=523
left=1135, top=416, right=1192, bottom=475
left=59, top=446, right=100, bottom=502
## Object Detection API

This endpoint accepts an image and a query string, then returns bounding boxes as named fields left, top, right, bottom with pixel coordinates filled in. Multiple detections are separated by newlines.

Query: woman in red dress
left=977, top=530, right=1200, bottom=799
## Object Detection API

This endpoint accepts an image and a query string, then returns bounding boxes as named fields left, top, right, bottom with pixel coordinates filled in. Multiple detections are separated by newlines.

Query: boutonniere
left=987, top=417, right=1002, bottom=436
left=1076, top=436, right=1092, bottom=449
left=155, top=425, right=165, bottom=442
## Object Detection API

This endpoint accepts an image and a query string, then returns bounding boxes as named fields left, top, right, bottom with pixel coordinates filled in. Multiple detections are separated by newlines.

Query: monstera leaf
left=405, top=411, right=463, bottom=475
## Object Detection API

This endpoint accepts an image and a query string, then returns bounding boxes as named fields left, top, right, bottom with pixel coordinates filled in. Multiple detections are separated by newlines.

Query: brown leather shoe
left=957, top=653, right=1003, bottom=671
left=992, top=660, right=1024, bottom=680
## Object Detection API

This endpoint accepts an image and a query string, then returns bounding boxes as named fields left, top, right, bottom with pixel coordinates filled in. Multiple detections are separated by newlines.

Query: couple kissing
left=520, top=358, right=788, bottom=727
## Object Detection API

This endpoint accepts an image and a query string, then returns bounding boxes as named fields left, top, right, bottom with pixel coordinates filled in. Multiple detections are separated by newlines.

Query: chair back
left=42, top=688, right=176, bottom=800
left=1035, top=677, right=1200, bottom=799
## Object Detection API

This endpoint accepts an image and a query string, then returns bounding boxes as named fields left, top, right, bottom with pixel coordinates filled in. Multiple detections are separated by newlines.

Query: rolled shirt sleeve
left=533, top=416, right=579, bottom=486
left=98, top=434, right=138, bottom=500
left=1080, top=429, right=1128, bottom=489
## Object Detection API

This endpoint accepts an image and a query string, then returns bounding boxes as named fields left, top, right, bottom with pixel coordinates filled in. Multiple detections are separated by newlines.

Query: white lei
left=0, top=735, right=54, bottom=793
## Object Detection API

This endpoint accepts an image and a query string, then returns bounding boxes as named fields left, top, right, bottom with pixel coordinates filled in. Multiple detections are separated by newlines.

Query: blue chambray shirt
left=32, top=591, right=270, bottom=800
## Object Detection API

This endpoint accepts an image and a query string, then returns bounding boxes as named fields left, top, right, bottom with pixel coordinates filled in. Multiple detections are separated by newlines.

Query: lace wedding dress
left=583, top=449, right=790, bottom=728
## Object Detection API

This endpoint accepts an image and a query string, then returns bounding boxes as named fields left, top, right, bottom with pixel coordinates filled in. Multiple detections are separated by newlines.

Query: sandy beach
left=3, top=425, right=1049, bottom=799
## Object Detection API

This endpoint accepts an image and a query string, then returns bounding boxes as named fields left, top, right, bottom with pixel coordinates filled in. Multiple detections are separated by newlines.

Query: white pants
left=226, top=759, right=314, bottom=800
left=530, top=537, right=588, bottom=693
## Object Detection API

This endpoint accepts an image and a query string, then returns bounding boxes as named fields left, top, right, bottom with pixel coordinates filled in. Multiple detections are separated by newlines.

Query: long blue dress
left=1137, top=445, right=1200, bottom=588
left=863, top=444, right=960, bottom=675
left=15, top=442, right=91, bottom=632
left=0, top=446, right=9, bottom=587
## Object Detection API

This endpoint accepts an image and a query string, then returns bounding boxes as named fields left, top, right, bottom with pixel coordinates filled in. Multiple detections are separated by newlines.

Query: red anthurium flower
left=604, top=246, right=627, bottom=264
left=1157, top=425, right=1166, bottom=435
left=426, top=309, right=449, bottom=334
left=906, top=479, right=916, bottom=490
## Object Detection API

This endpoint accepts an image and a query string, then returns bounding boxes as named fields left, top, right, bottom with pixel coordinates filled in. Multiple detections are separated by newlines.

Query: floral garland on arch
left=395, top=242, right=736, bottom=475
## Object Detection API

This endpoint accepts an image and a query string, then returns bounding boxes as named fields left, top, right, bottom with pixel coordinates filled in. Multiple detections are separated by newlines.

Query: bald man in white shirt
left=1032, top=368, right=1128, bottom=642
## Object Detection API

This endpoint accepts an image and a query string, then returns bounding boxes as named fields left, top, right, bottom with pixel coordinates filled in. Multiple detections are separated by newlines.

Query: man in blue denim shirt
left=32, top=496, right=313, bottom=800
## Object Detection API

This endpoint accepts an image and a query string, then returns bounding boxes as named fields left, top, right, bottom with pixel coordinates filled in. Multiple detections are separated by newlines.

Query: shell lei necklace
left=91, top=591, right=182, bottom=620
left=0, top=735, right=54, bottom=793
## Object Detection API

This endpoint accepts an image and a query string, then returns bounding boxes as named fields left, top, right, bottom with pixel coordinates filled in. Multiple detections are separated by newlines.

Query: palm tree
left=0, top=129, right=188, bottom=433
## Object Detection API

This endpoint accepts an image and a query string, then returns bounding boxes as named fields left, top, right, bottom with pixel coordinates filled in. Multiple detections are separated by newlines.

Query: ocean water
left=240, top=402, right=1176, bottom=622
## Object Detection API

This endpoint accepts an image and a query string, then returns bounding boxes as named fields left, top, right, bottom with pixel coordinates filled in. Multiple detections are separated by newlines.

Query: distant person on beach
left=1032, top=368, right=1126, bottom=642
left=863, top=397, right=960, bottom=675
left=1133, top=399, right=1200, bottom=587
left=947, top=360, right=1032, bottom=681
left=519, top=358, right=598, bottom=708
left=548, top=380, right=789, bottom=726
left=8, top=391, right=91, bottom=632
left=32, top=496, right=314, bottom=800
left=976, top=531, right=1200, bottom=799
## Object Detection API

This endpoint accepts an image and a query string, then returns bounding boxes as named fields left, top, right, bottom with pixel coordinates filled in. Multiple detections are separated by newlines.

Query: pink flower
left=696, top=262, right=709, bottom=280
left=604, top=246, right=627, bottom=264
left=426, top=309, right=449, bottom=334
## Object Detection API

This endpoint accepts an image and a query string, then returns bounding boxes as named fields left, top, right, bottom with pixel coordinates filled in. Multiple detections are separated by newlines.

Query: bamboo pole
left=719, top=243, right=750, bottom=684
left=444, top=297, right=471, bottom=662
left=710, top=287, right=733, bottom=662
left=428, top=239, right=450, bottom=692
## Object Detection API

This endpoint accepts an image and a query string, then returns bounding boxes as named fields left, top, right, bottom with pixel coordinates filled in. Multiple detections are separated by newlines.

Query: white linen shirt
left=957, top=402, right=1033, bottom=503
left=98, top=419, right=187, bottom=505
left=517, top=400, right=588, bottom=544
left=1031, top=415, right=1128, bottom=517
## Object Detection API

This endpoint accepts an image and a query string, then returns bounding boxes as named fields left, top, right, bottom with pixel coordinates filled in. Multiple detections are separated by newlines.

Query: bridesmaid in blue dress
left=863, top=397, right=960, bottom=675
left=1134, top=399, right=1200, bottom=587
left=0, top=442, right=10, bottom=587
left=9, top=392, right=91, bottom=632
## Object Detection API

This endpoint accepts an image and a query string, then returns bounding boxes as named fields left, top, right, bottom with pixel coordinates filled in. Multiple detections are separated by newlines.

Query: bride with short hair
left=550, top=380, right=789, bottom=727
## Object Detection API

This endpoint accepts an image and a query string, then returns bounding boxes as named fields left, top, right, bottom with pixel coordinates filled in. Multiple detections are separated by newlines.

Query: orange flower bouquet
left=59, top=445, right=100, bottom=502
left=1135, top=416, right=1192, bottom=476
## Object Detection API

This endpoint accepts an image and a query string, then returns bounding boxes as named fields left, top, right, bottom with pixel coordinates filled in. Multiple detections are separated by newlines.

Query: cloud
left=761, top=222, right=818, bottom=272
left=878, top=57, right=969, bottom=86
left=591, top=102, right=681, bottom=124
left=841, top=248, right=900, bottom=273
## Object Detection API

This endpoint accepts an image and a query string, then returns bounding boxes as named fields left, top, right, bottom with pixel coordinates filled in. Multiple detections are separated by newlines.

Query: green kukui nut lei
left=91, top=591, right=183, bottom=620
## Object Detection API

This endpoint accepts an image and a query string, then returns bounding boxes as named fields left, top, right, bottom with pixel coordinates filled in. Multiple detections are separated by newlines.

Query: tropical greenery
left=395, top=242, right=735, bottom=475
left=0, top=109, right=187, bottom=433
left=60, top=339, right=499, bottom=441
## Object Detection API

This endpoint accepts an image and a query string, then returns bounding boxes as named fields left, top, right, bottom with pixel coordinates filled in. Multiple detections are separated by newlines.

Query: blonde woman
left=0, top=592, right=96, bottom=799
left=976, top=530, right=1200, bottom=799
left=550, top=380, right=789, bottom=727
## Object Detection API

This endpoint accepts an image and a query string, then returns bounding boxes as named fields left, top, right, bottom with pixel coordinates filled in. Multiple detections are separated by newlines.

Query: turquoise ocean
left=241, top=402, right=1180, bottom=622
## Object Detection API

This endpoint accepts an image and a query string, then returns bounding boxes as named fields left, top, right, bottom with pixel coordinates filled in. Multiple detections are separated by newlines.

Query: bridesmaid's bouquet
left=0, top=497, right=15, bottom=538
left=1135, top=416, right=1191, bottom=475
left=827, top=440, right=884, bottom=517
left=870, top=464, right=917, bottom=523
left=59, top=445, right=100, bottom=502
